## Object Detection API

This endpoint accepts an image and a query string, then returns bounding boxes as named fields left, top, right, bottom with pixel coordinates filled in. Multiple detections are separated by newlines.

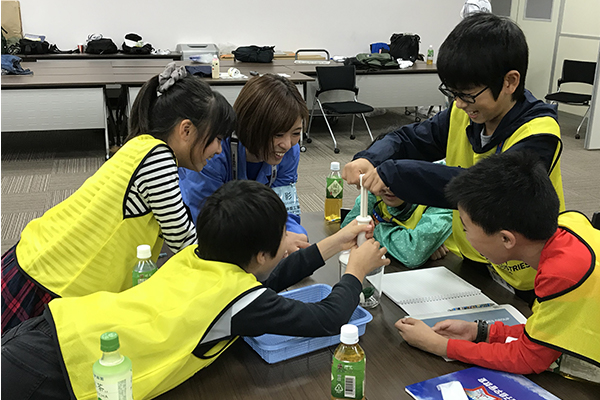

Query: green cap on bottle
left=100, top=331, right=120, bottom=352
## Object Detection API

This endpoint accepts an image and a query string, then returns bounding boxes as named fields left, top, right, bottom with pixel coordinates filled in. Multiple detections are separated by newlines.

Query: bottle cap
left=137, top=244, right=152, bottom=259
left=340, top=324, right=359, bottom=345
left=330, top=161, right=340, bottom=171
left=100, top=331, right=120, bottom=352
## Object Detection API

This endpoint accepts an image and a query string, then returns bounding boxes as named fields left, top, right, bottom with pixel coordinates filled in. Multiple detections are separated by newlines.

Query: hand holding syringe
left=356, top=174, right=373, bottom=246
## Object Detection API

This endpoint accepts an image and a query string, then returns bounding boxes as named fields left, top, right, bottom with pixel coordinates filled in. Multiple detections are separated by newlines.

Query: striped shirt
left=125, top=145, right=197, bottom=251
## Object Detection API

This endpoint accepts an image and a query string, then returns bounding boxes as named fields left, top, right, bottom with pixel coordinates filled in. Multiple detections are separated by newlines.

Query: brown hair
left=233, top=74, right=308, bottom=160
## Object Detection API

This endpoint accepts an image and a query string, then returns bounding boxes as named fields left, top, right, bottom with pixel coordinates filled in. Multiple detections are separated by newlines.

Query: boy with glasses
left=342, top=12, right=564, bottom=301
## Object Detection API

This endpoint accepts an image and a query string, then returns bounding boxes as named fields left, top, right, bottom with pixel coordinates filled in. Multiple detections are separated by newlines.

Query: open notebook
left=382, top=266, right=494, bottom=315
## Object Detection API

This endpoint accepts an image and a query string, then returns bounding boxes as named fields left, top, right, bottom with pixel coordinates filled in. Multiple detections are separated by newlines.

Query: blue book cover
left=405, top=367, right=561, bottom=400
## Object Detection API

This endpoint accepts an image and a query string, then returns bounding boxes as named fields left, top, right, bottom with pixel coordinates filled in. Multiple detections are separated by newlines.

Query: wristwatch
left=474, top=320, right=489, bottom=343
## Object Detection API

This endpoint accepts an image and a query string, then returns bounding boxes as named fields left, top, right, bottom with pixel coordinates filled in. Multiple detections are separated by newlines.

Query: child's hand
left=432, top=319, right=478, bottom=341
left=342, top=158, right=375, bottom=189
left=361, top=168, right=388, bottom=196
left=335, top=220, right=374, bottom=251
left=395, top=317, right=449, bottom=357
left=344, top=238, right=389, bottom=282
left=430, top=244, right=449, bottom=260
left=285, top=232, right=311, bottom=254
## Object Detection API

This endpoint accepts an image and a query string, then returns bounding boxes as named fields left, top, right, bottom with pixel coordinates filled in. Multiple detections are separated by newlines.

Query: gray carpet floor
left=1, top=108, right=598, bottom=254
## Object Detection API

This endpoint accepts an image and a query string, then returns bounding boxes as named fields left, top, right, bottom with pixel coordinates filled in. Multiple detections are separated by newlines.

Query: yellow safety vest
left=375, top=199, right=459, bottom=256
left=446, top=103, right=565, bottom=290
left=375, top=198, right=426, bottom=229
left=525, top=211, right=600, bottom=367
left=16, top=135, right=166, bottom=297
left=48, top=245, right=262, bottom=400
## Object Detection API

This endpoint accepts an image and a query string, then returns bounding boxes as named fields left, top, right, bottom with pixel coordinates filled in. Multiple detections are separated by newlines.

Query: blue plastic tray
left=243, top=284, right=373, bottom=364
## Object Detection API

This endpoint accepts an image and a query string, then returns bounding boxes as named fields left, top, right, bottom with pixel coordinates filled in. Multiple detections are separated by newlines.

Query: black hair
left=126, top=73, right=236, bottom=153
left=195, top=180, right=287, bottom=269
left=437, top=12, right=528, bottom=101
left=445, top=151, right=559, bottom=241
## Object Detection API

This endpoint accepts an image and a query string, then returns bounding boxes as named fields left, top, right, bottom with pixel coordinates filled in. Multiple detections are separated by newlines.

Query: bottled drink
left=331, top=324, right=365, bottom=400
left=325, top=161, right=343, bottom=222
left=132, top=244, right=157, bottom=287
left=93, top=332, right=133, bottom=400
left=211, top=55, right=220, bottom=79
left=426, top=45, right=434, bottom=65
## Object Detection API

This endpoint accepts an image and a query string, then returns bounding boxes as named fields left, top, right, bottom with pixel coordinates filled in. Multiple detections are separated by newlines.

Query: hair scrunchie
left=157, top=62, right=188, bottom=95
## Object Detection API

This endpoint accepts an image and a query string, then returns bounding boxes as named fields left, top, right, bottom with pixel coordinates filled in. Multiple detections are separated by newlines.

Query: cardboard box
left=1, top=1, right=23, bottom=41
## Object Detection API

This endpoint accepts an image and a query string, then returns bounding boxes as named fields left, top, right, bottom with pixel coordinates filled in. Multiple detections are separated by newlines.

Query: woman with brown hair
left=179, top=74, right=310, bottom=253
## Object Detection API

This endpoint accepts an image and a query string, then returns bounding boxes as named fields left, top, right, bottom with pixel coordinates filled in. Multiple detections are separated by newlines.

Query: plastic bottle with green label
left=426, top=45, right=434, bottom=65
left=331, top=324, right=366, bottom=400
left=93, top=331, right=133, bottom=400
left=132, top=244, right=157, bottom=287
left=325, top=161, right=343, bottom=222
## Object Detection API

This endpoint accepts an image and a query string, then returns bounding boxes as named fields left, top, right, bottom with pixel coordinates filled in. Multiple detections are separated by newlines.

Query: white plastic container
left=339, top=250, right=384, bottom=309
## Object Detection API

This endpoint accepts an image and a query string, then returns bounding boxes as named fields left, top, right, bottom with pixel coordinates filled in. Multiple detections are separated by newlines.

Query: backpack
left=345, top=53, right=399, bottom=71
left=389, top=33, right=421, bottom=62
left=19, top=38, right=50, bottom=55
left=232, top=45, right=274, bottom=63
left=86, top=38, right=118, bottom=55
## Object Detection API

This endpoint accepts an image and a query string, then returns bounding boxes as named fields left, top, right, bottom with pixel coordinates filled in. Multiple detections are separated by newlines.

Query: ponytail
left=126, top=76, right=160, bottom=141
left=125, top=63, right=236, bottom=147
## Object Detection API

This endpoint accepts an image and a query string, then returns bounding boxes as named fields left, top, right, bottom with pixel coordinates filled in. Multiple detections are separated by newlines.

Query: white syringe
left=356, top=174, right=372, bottom=246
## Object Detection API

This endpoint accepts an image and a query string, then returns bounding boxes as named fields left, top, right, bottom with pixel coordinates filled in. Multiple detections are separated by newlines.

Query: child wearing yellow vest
left=396, top=152, right=600, bottom=378
left=1, top=180, right=389, bottom=400
left=1, top=63, right=235, bottom=333
left=342, top=13, right=564, bottom=301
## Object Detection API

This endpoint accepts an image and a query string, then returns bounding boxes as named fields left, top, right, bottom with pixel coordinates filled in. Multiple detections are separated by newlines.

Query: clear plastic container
left=339, top=250, right=384, bottom=309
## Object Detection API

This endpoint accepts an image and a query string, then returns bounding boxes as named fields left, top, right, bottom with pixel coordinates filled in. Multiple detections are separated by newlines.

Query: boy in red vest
left=396, top=152, right=600, bottom=377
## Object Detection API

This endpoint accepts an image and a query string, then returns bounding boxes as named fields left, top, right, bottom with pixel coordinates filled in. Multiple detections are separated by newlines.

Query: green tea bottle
left=325, top=161, right=343, bottom=222
left=331, top=324, right=365, bottom=400
left=93, top=331, right=133, bottom=400
left=132, top=244, right=157, bottom=287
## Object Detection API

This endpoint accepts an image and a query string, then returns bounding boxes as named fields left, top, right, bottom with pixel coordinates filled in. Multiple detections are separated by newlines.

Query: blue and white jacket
left=179, top=137, right=307, bottom=235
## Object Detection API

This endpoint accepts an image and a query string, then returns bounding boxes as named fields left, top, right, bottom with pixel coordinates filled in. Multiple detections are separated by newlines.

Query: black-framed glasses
left=438, top=83, right=489, bottom=104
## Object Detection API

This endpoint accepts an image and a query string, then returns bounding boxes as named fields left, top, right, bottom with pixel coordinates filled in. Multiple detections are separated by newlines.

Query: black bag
left=1, top=28, right=7, bottom=55
left=232, top=45, right=274, bottom=63
left=389, top=33, right=420, bottom=62
left=344, top=53, right=399, bottom=71
left=121, top=33, right=153, bottom=55
left=19, top=38, right=50, bottom=55
left=86, top=38, right=118, bottom=55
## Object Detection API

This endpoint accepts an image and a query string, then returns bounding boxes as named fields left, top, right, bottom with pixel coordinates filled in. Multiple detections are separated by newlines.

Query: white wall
left=513, top=0, right=561, bottom=102
left=550, top=0, right=600, bottom=116
left=18, top=0, right=465, bottom=58
left=585, top=48, right=600, bottom=150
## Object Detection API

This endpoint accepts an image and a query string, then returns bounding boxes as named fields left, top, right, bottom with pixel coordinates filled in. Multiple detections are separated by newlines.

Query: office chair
left=545, top=60, right=596, bottom=139
left=305, top=65, right=374, bottom=153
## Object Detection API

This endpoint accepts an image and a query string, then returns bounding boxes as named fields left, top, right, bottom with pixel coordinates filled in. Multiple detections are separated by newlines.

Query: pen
left=448, top=303, right=495, bottom=312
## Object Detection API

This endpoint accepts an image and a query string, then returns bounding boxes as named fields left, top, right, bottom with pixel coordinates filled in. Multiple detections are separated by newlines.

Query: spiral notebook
left=382, top=266, right=494, bottom=315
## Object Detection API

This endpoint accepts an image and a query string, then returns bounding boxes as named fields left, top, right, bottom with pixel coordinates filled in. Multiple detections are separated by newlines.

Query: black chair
left=545, top=60, right=596, bottom=139
left=305, top=65, right=374, bottom=153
